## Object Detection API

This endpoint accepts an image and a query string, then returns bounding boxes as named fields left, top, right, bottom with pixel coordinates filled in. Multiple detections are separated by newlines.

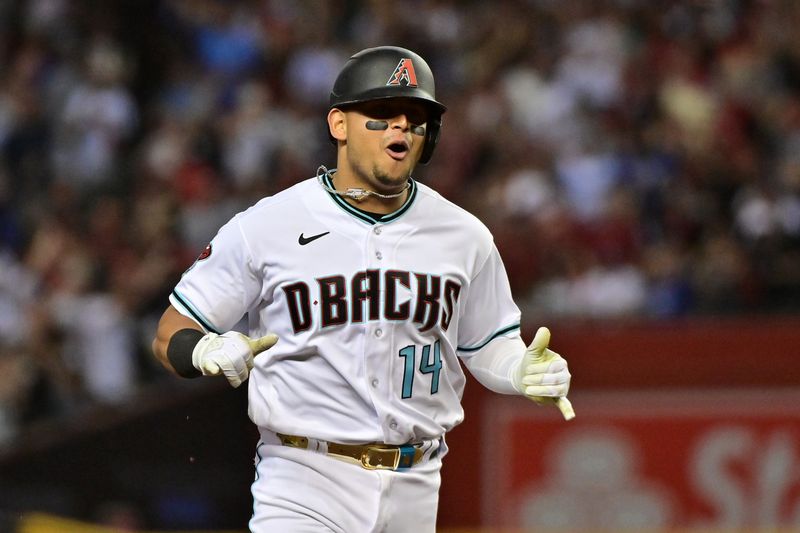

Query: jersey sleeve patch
left=197, top=243, right=212, bottom=261
left=457, top=323, right=521, bottom=353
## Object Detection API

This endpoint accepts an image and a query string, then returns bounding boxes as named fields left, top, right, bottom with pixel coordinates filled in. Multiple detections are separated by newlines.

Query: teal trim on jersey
left=171, top=289, right=220, bottom=334
left=323, top=170, right=417, bottom=225
left=457, top=323, right=521, bottom=352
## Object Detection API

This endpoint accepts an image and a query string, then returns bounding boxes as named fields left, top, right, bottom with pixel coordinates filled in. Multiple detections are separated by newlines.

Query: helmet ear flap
left=419, top=114, right=441, bottom=165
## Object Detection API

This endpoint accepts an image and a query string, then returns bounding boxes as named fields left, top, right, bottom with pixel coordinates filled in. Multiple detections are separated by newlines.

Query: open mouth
left=386, top=141, right=409, bottom=160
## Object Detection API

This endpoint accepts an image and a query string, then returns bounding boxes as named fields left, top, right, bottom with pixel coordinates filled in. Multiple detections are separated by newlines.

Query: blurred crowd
left=1, top=0, right=800, bottom=440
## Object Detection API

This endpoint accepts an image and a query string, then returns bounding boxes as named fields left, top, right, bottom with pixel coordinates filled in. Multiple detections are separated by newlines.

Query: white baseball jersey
left=170, top=171, right=521, bottom=445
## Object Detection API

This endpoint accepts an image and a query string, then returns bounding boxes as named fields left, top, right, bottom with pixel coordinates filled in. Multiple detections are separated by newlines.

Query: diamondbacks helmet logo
left=387, top=58, right=418, bottom=87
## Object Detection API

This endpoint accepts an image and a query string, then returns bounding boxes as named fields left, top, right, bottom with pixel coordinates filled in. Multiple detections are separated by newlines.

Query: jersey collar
left=321, top=169, right=417, bottom=225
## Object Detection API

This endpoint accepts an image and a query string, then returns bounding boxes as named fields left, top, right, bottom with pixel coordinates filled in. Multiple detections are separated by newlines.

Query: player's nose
left=388, top=113, right=411, bottom=130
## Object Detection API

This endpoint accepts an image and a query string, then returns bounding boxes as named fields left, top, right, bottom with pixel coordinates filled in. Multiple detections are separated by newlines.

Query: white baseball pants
left=249, top=432, right=446, bottom=532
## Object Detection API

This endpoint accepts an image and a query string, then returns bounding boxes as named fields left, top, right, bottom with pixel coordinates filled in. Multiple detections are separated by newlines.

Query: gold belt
left=276, top=433, right=425, bottom=470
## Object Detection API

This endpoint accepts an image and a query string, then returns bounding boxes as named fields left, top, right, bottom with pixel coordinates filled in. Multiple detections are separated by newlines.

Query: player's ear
left=328, top=108, right=347, bottom=142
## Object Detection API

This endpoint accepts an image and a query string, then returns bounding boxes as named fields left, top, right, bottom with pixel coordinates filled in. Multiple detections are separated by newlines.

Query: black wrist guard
left=167, top=328, right=205, bottom=378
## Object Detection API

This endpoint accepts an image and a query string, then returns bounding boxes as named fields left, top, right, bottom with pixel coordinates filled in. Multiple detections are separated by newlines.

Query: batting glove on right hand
left=514, top=326, right=575, bottom=420
left=192, top=331, right=278, bottom=388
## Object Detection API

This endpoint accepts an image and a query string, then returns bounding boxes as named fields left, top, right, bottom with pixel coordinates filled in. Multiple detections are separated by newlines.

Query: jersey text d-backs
left=282, top=269, right=462, bottom=333
left=170, top=172, right=521, bottom=445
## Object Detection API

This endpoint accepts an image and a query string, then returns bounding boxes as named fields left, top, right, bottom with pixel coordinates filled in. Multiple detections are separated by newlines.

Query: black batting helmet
left=329, top=46, right=446, bottom=165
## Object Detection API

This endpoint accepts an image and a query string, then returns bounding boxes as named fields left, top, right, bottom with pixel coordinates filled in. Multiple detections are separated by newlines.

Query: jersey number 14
left=398, top=340, right=442, bottom=399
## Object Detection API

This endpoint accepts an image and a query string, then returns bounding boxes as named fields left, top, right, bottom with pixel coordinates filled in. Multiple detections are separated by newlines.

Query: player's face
left=341, top=99, right=429, bottom=192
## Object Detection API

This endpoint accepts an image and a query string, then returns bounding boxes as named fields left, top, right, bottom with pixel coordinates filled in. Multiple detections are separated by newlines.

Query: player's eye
left=406, top=111, right=428, bottom=126
left=367, top=104, right=392, bottom=119
left=360, top=103, right=427, bottom=126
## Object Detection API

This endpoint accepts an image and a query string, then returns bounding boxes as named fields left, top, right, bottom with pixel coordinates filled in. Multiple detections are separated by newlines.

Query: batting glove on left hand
left=192, top=331, right=278, bottom=388
left=514, top=326, right=575, bottom=420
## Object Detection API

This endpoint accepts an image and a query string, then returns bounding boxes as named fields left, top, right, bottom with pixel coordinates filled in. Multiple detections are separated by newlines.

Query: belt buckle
left=360, top=445, right=417, bottom=471
left=360, top=446, right=396, bottom=470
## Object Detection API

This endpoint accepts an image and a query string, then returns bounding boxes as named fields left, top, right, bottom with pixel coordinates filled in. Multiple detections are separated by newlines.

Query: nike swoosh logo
left=298, top=231, right=330, bottom=245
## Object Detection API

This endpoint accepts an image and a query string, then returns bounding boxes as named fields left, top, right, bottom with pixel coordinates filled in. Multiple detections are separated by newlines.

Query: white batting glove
left=192, top=331, right=278, bottom=388
left=514, top=326, right=575, bottom=420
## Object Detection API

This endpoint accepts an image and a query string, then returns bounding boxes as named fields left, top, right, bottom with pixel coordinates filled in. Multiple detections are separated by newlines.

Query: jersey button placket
left=370, top=224, right=383, bottom=262
left=365, top=224, right=390, bottom=429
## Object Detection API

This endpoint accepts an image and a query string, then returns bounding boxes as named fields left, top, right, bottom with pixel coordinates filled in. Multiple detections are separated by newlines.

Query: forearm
left=152, top=304, right=278, bottom=387
left=152, top=305, right=204, bottom=375
left=463, top=335, right=525, bottom=395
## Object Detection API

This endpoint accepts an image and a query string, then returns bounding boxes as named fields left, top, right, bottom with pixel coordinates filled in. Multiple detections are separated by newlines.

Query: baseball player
left=152, top=46, right=574, bottom=532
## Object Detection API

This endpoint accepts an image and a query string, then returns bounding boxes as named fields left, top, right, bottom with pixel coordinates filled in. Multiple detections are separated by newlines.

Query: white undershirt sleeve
left=462, top=335, right=526, bottom=395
